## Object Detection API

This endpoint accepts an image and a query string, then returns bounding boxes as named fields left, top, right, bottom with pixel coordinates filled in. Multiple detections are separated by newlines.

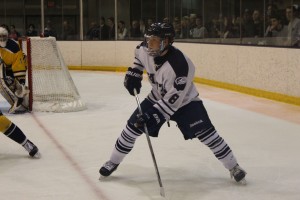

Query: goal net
left=20, top=36, right=86, bottom=112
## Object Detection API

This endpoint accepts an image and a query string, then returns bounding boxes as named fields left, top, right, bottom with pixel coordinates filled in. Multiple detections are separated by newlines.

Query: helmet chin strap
left=159, top=40, right=170, bottom=56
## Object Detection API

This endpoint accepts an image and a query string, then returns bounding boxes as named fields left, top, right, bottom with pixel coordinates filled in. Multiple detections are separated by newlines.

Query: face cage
left=144, top=35, right=165, bottom=57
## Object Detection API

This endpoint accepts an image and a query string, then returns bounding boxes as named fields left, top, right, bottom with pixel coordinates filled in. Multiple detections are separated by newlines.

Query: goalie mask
left=144, top=22, right=175, bottom=57
left=0, top=27, right=8, bottom=48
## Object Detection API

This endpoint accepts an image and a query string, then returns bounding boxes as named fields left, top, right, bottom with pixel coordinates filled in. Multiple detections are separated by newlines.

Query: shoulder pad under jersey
left=136, top=41, right=146, bottom=49
left=5, top=39, right=20, bottom=53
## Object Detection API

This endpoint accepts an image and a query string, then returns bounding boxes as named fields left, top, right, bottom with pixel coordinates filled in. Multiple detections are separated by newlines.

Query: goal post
left=20, top=36, right=86, bottom=112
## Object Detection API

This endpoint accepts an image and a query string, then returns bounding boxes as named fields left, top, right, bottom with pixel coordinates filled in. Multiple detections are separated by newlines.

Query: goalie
left=0, top=27, right=29, bottom=113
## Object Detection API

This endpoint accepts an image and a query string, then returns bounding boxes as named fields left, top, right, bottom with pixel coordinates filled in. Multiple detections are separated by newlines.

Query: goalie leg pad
left=0, top=63, right=29, bottom=113
left=0, top=81, right=15, bottom=106
left=0, top=62, right=15, bottom=105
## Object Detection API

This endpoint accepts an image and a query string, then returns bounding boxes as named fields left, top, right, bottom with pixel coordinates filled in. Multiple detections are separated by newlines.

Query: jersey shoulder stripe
left=136, top=41, right=146, bottom=49
left=167, top=46, right=189, bottom=77
left=5, top=39, right=20, bottom=54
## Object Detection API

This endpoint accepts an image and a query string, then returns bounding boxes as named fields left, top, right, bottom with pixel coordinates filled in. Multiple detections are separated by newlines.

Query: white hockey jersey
left=132, top=42, right=200, bottom=120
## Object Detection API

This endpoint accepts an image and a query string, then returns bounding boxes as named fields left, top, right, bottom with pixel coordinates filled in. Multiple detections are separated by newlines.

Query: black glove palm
left=124, top=67, right=143, bottom=96
left=135, top=107, right=166, bottom=134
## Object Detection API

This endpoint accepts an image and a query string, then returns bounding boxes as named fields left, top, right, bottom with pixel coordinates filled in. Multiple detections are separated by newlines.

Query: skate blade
left=99, top=175, right=108, bottom=181
left=239, top=178, right=247, bottom=185
left=31, top=152, right=41, bottom=159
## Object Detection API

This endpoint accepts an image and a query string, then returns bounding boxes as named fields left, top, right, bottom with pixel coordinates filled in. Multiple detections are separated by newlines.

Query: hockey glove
left=135, top=107, right=166, bottom=134
left=124, top=67, right=143, bottom=96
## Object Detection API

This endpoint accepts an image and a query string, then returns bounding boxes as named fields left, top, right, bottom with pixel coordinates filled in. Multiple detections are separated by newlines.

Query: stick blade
left=160, top=187, right=165, bottom=197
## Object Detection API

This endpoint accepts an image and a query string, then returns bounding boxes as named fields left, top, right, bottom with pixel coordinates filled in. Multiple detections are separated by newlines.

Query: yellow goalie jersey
left=0, top=38, right=27, bottom=83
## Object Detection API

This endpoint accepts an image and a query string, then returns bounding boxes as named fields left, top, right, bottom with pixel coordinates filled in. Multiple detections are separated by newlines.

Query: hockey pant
left=109, top=99, right=237, bottom=170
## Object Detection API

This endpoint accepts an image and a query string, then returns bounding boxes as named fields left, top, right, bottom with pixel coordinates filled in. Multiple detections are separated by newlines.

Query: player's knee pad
left=0, top=115, right=12, bottom=133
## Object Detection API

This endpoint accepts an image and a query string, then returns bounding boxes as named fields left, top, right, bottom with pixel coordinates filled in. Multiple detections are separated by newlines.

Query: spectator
left=130, top=20, right=141, bottom=38
left=44, top=20, right=57, bottom=37
left=266, top=3, right=279, bottom=26
left=190, top=16, right=208, bottom=39
left=219, top=16, right=236, bottom=38
left=146, top=18, right=154, bottom=30
left=61, top=20, right=75, bottom=40
left=26, top=24, right=38, bottom=36
left=265, top=13, right=287, bottom=38
left=139, top=19, right=146, bottom=36
left=98, top=17, right=110, bottom=40
left=117, top=20, right=128, bottom=40
left=265, top=13, right=288, bottom=46
left=242, top=9, right=254, bottom=37
left=232, top=16, right=242, bottom=37
left=107, top=17, right=115, bottom=40
left=286, top=5, right=300, bottom=47
left=173, top=17, right=181, bottom=38
left=86, top=21, right=99, bottom=40
left=189, top=13, right=197, bottom=30
left=163, top=17, right=169, bottom=23
left=180, top=16, right=190, bottom=38
left=9, top=25, right=20, bottom=40
left=252, top=9, right=264, bottom=37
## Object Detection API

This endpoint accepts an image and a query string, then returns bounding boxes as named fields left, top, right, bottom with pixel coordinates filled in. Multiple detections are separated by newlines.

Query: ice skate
left=99, top=161, right=119, bottom=180
left=23, top=139, right=41, bottom=158
left=230, top=164, right=247, bottom=184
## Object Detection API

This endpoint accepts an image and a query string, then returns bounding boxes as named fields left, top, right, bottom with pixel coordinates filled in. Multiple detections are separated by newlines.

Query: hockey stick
left=134, top=89, right=165, bottom=197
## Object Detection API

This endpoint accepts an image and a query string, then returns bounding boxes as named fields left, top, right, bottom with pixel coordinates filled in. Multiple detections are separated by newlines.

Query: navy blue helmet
left=146, top=22, right=175, bottom=44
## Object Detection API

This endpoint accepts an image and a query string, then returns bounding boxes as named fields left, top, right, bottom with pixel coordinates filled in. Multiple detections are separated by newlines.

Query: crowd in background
left=1, top=3, right=299, bottom=47
left=84, top=3, right=299, bottom=47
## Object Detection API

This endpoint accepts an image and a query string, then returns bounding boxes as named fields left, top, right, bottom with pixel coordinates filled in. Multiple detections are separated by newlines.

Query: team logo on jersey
left=174, top=77, right=187, bottom=91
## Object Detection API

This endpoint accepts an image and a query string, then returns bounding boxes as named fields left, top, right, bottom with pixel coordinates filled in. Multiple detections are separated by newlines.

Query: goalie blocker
left=0, top=62, right=29, bottom=114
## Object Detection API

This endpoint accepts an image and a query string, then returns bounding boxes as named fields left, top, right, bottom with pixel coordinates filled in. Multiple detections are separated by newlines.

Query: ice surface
left=0, top=71, right=299, bottom=200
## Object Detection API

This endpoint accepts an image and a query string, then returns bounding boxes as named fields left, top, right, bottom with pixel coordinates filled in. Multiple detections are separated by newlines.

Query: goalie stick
left=134, top=89, right=166, bottom=198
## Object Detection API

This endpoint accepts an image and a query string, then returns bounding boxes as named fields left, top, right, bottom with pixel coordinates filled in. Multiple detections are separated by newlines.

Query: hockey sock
left=110, top=123, right=143, bottom=164
left=197, top=127, right=237, bottom=170
left=4, top=123, right=27, bottom=144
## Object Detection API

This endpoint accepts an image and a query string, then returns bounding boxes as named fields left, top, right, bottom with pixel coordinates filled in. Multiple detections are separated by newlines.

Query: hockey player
left=0, top=111, right=40, bottom=158
left=0, top=26, right=29, bottom=114
left=99, top=23, right=246, bottom=183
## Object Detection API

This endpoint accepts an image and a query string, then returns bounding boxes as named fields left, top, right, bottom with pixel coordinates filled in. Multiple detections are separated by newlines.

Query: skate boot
left=230, top=164, right=247, bottom=184
left=23, top=139, right=40, bottom=158
left=99, top=161, right=119, bottom=178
